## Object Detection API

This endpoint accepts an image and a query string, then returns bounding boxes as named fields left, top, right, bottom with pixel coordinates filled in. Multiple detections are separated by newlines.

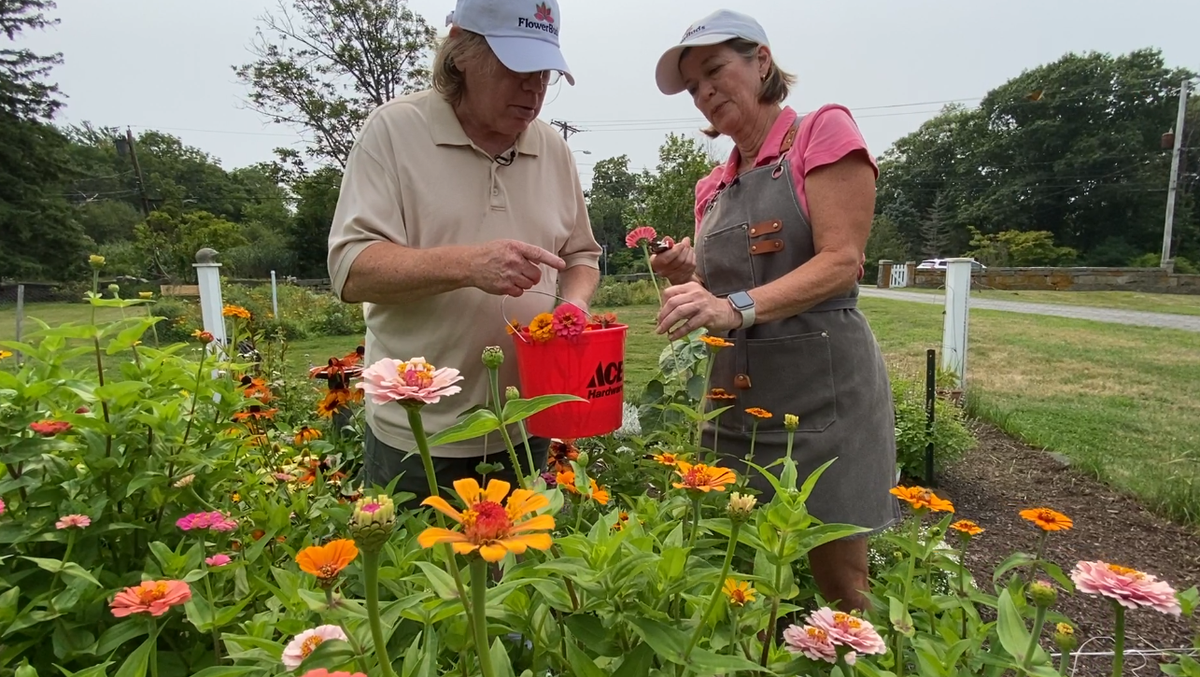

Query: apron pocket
left=700, top=222, right=755, bottom=297
left=742, top=331, right=837, bottom=433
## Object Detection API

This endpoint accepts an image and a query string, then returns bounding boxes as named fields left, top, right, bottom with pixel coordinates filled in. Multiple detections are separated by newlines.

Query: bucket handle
left=501, top=289, right=588, bottom=344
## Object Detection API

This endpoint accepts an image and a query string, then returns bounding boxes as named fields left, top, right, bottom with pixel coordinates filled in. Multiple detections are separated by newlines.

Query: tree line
left=2, top=0, right=1197, bottom=286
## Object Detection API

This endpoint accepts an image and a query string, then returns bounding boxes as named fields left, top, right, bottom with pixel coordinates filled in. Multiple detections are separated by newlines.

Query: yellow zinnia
left=418, top=479, right=555, bottom=562
left=528, top=313, right=555, bottom=343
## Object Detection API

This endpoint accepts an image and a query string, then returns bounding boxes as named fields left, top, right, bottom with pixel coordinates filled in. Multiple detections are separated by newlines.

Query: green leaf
left=20, top=558, right=101, bottom=588
left=413, top=561, right=460, bottom=600
left=54, top=662, right=115, bottom=677
left=112, top=635, right=153, bottom=677
left=187, top=668, right=263, bottom=677
left=564, top=614, right=620, bottom=657
left=490, top=637, right=516, bottom=677
left=688, top=647, right=767, bottom=674
left=94, top=621, right=148, bottom=657
left=996, top=589, right=1032, bottom=664
left=1038, top=561, right=1075, bottom=593
left=627, top=617, right=687, bottom=663
left=501, top=394, right=586, bottom=425
left=94, top=381, right=149, bottom=402
left=611, top=643, right=655, bottom=677
left=565, top=637, right=609, bottom=677
left=427, top=409, right=501, bottom=447
left=798, top=458, right=837, bottom=503
left=992, top=552, right=1036, bottom=586
left=889, top=595, right=914, bottom=637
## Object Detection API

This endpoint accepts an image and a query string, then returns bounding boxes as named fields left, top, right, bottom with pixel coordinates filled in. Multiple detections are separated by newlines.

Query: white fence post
left=194, top=248, right=228, bottom=353
left=941, top=258, right=972, bottom=389
left=15, top=284, right=24, bottom=364
left=270, top=270, right=279, bottom=318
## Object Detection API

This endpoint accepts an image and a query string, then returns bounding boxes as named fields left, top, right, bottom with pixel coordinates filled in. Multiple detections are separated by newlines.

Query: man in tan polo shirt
left=327, top=0, right=601, bottom=501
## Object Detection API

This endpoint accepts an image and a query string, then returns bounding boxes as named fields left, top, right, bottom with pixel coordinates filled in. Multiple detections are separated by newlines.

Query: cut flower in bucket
left=511, top=308, right=621, bottom=344
left=417, top=478, right=555, bottom=562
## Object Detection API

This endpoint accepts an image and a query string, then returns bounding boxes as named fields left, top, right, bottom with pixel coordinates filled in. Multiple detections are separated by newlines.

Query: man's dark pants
left=362, top=426, right=549, bottom=507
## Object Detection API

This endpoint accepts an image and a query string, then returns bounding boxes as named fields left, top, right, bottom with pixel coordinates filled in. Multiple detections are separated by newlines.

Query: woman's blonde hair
left=693, top=38, right=796, bottom=138
left=432, top=28, right=495, bottom=107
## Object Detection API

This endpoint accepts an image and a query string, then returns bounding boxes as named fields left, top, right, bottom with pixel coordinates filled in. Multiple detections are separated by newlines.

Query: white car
left=916, top=258, right=987, bottom=271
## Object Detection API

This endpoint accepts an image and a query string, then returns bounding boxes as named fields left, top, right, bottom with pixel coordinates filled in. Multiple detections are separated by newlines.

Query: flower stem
left=959, top=540, right=969, bottom=639
left=149, top=617, right=160, bottom=677
left=203, top=570, right=222, bottom=664
left=759, top=530, right=789, bottom=667
left=896, top=514, right=923, bottom=677
left=470, top=557, right=498, bottom=677
left=488, top=368, right=529, bottom=489
left=685, top=521, right=741, bottom=660
left=687, top=496, right=702, bottom=549
left=694, top=352, right=715, bottom=447
left=1027, top=530, right=1048, bottom=584
left=517, top=421, right=538, bottom=482
left=404, top=405, right=478, bottom=646
left=642, top=244, right=683, bottom=381
left=1022, top=604, right=1047, bottom=670
left=1111, top=603, right=1125, bottom=677
left=363, top=549, right=399, bottom=677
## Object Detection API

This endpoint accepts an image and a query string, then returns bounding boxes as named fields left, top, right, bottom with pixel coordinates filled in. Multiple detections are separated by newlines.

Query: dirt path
left=936, top=422, right=1200, bottom=676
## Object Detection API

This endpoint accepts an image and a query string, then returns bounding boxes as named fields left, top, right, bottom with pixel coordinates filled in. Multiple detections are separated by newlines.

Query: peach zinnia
left=357, top=357, right=463, bottom=407
left=282, top=625, right=350, bottom=669
left=417, top=478, right=555, bottom=562
left=296, top=539, right=359, bottom=582
left=110, top=580, right=192, bottom=617
left=890, top=486, right=955, bottom=513
left=1019, top=507, right=1073, bottom=532
left=673, top=461, right=737, bottom=493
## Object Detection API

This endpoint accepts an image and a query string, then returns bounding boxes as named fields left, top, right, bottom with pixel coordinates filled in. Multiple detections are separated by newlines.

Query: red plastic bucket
left=511, top=323, right=628, bottom=439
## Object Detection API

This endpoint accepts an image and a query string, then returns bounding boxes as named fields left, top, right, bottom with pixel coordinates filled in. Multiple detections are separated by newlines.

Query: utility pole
left=1161, top=79, right=1190, bottom=270
left=119, top=127, right=152, bottom=218
left=549, top=119, right=582, bottom=141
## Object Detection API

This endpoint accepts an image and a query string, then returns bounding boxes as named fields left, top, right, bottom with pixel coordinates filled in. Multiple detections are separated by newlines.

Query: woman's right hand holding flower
left=650, top=236, right=697, bottom=286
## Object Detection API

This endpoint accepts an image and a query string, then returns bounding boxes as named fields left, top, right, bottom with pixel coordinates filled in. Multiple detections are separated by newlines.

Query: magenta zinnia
left=625, top=225, right=657, bottom=249
left=176, top=511, right=238, bottom=532
left=357, top=357, right=463, bottom=406
left=551, top=304, right=586, bottom=340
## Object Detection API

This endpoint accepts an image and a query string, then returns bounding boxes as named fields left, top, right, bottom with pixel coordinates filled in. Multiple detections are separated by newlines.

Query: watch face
left=730, top=292, right=752, bottom=310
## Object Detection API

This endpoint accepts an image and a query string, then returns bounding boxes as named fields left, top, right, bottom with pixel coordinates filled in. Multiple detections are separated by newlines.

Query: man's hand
left=656, top=281, right=741, bottom=341
left=470, top=240, right=566, bottom=297
left=650, top=236, right=697, bottom=286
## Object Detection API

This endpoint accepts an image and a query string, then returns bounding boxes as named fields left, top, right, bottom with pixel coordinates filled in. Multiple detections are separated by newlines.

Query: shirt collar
left=427, top=91, right=541, bottom=157
left=716, top=106, right=798, bottom=187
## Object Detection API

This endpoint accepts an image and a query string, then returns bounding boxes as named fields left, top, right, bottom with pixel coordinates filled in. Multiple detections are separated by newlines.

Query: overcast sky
left=17, top=0, right=1200, bottom=187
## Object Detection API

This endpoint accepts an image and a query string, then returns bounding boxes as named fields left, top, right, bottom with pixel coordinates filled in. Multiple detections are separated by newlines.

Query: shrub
left=592, top=279, right=661, bottom=307
left=891, top=373, right=976, bottom=481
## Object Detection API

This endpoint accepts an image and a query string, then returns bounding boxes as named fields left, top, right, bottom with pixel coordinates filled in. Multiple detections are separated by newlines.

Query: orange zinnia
left=556, top=470, right=610, bottom=505
left=673, top=461, right=737, bottom=493
left=418, top=479, right=555, bottom=562
left=1019, top=508, right=1073, bottom=532
left=708, top=388, right=736, bottom=401
left=296, top=539, right=359, bottom=580
left=699, top=335, right=733, bottom=349
left=745, top=407, right=772, bottom=419
left=950, top=519, right=984, bottom=536
left=890, top=486, right=955, bottom=513
left=652, top=451, right=682, bottom=467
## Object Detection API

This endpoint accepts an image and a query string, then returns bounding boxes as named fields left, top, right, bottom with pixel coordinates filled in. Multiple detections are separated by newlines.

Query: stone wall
left=897, top=265, right=1200, bottom=295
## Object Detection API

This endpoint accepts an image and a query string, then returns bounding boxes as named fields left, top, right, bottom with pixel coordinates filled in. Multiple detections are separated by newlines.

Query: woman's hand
left=650, top=237, right=697, bottom=286
left=656, top=281, right=741, bottom=340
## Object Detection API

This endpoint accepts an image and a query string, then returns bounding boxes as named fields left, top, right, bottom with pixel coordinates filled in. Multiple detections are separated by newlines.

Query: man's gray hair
left=432, top=29, right=495, bottom=107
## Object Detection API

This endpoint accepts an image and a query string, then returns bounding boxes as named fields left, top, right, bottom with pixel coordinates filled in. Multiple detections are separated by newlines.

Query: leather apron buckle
left=734, top=373, right=752, bottom=389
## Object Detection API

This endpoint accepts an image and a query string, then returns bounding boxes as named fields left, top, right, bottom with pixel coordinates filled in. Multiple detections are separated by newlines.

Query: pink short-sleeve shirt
left=693, top=104, right=878, bottom=234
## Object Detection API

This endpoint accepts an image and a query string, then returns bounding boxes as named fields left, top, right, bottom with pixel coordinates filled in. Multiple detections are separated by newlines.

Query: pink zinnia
left=282, top=625, right=350, bottom=669
left=110, top=580, right=192, bottom=617
left=782, top=624, right=848, bottom=664
left=356, top=357, right=463, bottom=407
left=205, top=553, right=232, bottom=567
left=552, top=304, right=587, bottom=340
left=56, top=514, right=91, bottom=530
left=1070, top=560, right=1181, bottom=615
left=176, top=511, right=238, bottom=532
left=30, top=420, right=72, bottom=436
left=625, top=225, right=657, bottom=248
left=0, top=497, right=5, bottom=516
left=807, top=607, right=887, bottom=656
left=300, top=670, right=367, bottom=677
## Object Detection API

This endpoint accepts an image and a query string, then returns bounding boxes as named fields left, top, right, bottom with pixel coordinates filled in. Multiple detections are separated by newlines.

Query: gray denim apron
left=694, top=120, right=900, bottom=533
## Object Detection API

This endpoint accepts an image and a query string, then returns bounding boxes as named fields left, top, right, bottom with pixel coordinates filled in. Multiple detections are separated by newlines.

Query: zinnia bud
left=505, top=386, right=520, bottom=400
left=88, top=254, right=106, bottom=269
left=172, top=474, right=195, bottom=488
left=783, top=414, right=799, bottom=431
left=350, top=495, right=396, bottom=551
left=727, top=492, right=757, bottom=521
left=1054, top=622, right=1077, bottom=652
left=1029, top=580, right=1058, bottom=608
left=107, top=284, right=120, bottom=296
left=482, top=346, right=504, bottom=369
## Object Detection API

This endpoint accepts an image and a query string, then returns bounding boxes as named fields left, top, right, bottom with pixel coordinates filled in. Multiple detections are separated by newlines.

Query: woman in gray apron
left=650, top=8, right=900, bottom=612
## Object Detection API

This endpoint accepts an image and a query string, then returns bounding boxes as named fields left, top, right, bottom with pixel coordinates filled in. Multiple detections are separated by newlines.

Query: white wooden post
left=194, top=248, right=227, bottom=352
left=15, top=284, right=24, bottom=364
left=270, top=270, right=279, bottom=318
left=941, top=258, right=972, bottom=389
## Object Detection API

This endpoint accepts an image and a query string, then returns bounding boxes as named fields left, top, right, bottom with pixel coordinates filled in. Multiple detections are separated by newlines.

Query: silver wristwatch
left=728, top=291, right=756, bottom=330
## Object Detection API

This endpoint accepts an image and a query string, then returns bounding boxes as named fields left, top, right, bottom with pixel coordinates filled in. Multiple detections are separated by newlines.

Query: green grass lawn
left=880, top=286, right=1200, bottom=317
left=0, top=302, right=130, bottom=341
left=8, top=300, right=1200, bottom=525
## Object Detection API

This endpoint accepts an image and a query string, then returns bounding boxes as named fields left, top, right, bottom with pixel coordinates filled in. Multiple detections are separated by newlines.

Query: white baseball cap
left=447, top=0, right=574, bottom=85
left=655, top=9, right=770, bottom=95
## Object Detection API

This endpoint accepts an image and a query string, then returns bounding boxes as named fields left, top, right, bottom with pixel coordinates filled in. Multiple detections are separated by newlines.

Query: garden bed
left=940, top=420, right=1200, bottom=675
